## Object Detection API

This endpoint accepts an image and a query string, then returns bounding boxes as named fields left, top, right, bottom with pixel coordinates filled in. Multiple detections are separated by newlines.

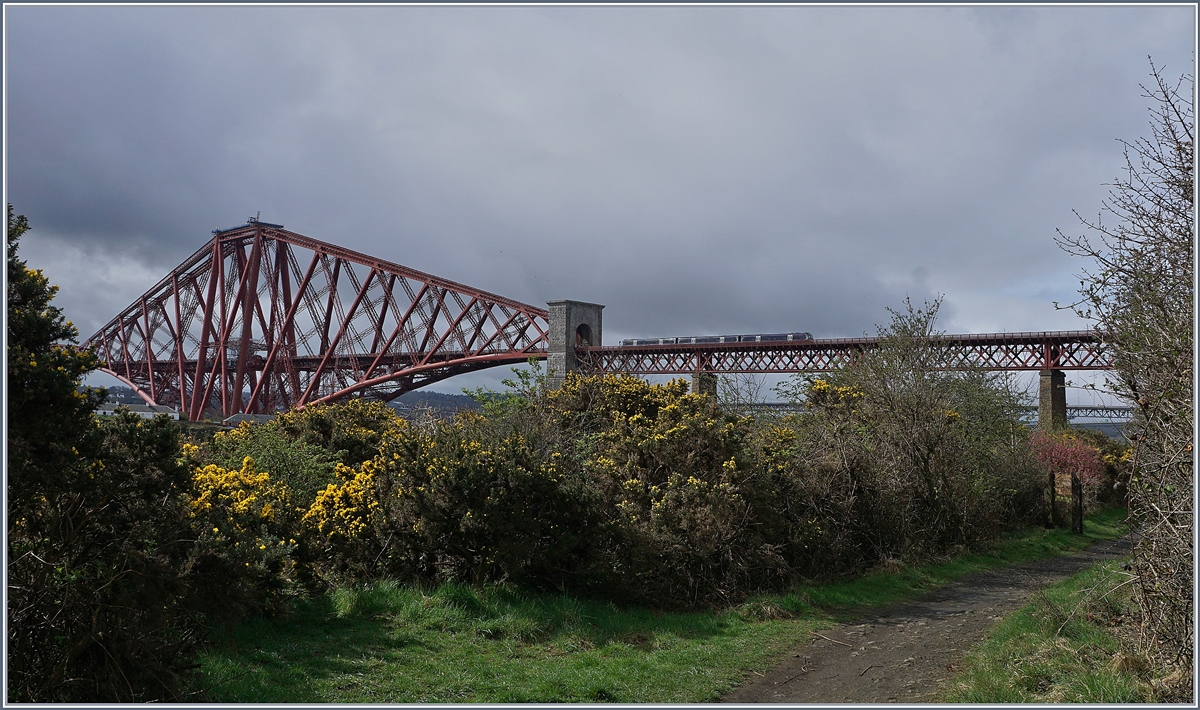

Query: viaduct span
left=83, top=222, right=1114, bottom=426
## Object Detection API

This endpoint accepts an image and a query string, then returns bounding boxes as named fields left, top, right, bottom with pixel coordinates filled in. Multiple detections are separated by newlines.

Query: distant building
left=96, top=403, right=180, bottom=420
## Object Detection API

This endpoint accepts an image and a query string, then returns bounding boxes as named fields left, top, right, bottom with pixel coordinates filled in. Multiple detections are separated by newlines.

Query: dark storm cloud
left=5, top=4, right=1194, bottom=372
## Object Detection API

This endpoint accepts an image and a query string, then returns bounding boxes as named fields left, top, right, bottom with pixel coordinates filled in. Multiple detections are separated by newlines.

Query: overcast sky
left=4, top=4, right=1194, bottom=398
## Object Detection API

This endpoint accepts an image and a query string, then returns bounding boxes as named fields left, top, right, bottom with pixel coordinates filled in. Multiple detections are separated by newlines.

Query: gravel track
left=721, top=536, right=1133, bottom=704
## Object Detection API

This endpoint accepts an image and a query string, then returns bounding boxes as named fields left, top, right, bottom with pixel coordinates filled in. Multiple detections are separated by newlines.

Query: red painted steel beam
left=361, top=282, right=430, bottom=384
left=247, top=251, right=320, bottom=411
left=95, top=368, right=159, bottom=405
left=309, top=351, right=539, bottom=404
left=300, top=268, right=376, bottom=403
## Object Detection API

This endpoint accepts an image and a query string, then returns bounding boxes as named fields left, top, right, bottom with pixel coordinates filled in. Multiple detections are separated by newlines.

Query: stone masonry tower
left=692, top=372, right=718, bottom=397
left=546, top=300, right=603, bottom=390
left=1038, top=368, right=1067, bottom=430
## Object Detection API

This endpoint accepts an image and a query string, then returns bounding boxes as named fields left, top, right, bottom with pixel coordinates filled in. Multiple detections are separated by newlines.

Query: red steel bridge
left=83, top=222, right=1114, bottom=422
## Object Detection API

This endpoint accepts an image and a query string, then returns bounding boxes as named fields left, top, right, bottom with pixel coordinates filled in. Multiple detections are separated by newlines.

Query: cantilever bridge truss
left=83, top=221, right=550, bottom=421
left=85, top=222, right=1114, bottom=421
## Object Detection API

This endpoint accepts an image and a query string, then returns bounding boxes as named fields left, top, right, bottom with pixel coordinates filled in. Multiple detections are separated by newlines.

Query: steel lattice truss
left=1055, top=405, right=1134, bottom=420
left=83, top=222, right=549, bottom=421
left=578, top=331, right=1113, bottom=376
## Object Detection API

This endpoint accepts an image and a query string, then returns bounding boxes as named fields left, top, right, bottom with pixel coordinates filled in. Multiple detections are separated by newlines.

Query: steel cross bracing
left=1054, top=405, right=1135, bottom=420
left=82, top=222, right=550, bottom=421
left=577, top=331, right=1113, bottom=376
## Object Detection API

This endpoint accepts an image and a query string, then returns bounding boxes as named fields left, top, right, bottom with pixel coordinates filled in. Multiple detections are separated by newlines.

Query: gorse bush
left=200, top=421, right=339, bottom=505
left=302, top=460, right=384, bottom=576
left=189, top=401, right=406, bottom=589
left=8, top=411, right=199, bottom=702
left=294, top=374, right=805, bottom=605
left=206, top=301, right=1061, bottom=609
left=7, top=206, right=323, bottom=702
left=374, top=414, right=600, bottom=590
left=188, top=454, right=303, bottom=615
left=549, top=374, right=788, bottom=605
left=274, top=399, right=407, bottom=467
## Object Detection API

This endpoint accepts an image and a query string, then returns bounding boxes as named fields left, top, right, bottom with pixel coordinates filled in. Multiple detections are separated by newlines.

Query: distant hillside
left=81, top=385, right=482, bottom=417
left=78, top=384, right=144, bottom=405
left=391, top=390, right=481, bottom=417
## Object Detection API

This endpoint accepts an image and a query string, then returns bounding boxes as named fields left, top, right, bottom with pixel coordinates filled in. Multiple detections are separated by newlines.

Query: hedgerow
left=176, top=299, right=1128, bottom=611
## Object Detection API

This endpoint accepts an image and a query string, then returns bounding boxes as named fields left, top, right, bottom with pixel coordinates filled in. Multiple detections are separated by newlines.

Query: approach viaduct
left=82, top=221, right=1115, bottom=426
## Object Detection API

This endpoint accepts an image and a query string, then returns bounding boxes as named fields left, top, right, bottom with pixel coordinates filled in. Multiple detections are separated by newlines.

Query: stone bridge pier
left=692, top=372, right=718, bottom=397
left=1038, top=368, right=1067, bottom=430
left=546, top=300, right=604, bottom=390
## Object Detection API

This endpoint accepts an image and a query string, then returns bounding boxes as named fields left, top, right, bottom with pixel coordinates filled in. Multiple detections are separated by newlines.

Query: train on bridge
left=620, top=332, right=814, bottom=346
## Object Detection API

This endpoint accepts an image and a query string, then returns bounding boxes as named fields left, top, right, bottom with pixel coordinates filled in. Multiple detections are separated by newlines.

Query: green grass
left=939, top=557, right=1156, bottom=703
left=192, top=508, right=1129, bottom=703
left=194, top=582, right=821, bottom=703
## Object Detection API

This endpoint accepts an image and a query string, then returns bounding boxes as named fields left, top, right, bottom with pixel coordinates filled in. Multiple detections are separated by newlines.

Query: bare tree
left=1056, top=60, right=1193, bottom=694
left=718, top=372, right=768, bottom=415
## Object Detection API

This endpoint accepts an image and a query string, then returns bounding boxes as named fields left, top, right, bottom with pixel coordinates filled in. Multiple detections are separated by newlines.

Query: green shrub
left=6, top=206, right=310, bottom=701
left=8, top=207, right=213, bottom=701
left=774, top=298, right=1046, bottom=568
left=549, top=374, right=789, bottom=606
left=8, top=413, right=200, bottom=701
left=285, top=329, right=1047, bottom=610
left=187, top=454, right=303, bottom=616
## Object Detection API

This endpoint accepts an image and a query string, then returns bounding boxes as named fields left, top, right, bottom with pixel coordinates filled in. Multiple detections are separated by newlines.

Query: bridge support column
left=692, top=372, right=717, bottom=397
left=1038, top=368, right=1067, bottom=430
left=547, top=300, right=603, bottom=390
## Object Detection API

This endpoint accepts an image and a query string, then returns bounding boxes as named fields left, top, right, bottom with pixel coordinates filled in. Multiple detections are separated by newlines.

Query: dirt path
left=722, top=536, right=1132, bottom=704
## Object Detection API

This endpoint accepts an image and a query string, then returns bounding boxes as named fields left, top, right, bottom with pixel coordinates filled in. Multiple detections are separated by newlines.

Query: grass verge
left=192, top=508, right=1128, bottom=702
left=939, top=556, right=1162, bottom=702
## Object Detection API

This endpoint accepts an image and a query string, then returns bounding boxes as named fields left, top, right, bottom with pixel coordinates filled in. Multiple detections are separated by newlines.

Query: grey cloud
left=6, top=4, right=1193, bottom=379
